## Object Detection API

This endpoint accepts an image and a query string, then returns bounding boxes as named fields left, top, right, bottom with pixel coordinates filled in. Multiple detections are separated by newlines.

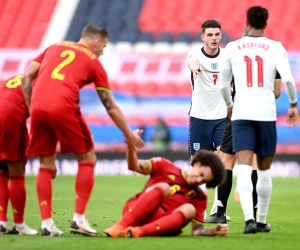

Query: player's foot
left=9, top=223, right=38, bottom=235
left=256, top=222, right=271, bottom=233
left=225, top=214, right=231, bottom=222
left=103, top=224, right=124, bottom=238
left=243, top=220, right=257, bottom=234
left=0, top=224, right=11, bottom=234
left=42, top=224, right=64, bottom=236
left=70, top=219, right=97, bottom=236
left=124, top=227, right=143, bottom=238
left=205, top=213, right=227, bottom=224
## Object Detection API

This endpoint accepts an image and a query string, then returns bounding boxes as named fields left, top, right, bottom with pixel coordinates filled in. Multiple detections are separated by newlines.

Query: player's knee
left=179, top=204, right=196, bottom=220
left=156, top=182, right=172, bottom=198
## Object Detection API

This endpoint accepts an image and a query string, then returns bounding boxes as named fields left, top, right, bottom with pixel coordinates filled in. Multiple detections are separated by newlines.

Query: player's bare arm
left=126, top=130, right=151, bottom=175
left=191, top=221, right=228, bottom=236
left=21, top=62, right=40, bottom=110
left=97, top=89, right=144, bottom=148
left=274, top=79, right=281, bottom=99
left=188, top=59, right=202, bottom=78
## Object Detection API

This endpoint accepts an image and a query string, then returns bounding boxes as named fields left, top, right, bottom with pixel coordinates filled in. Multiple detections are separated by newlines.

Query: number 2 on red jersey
left=244, top=55, right=264, bottom=87
left=51, top=50, right=76, bottom=80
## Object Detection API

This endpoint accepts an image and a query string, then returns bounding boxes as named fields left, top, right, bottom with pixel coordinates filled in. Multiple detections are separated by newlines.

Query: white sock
left=0, top=221, right=9, bottom=227
left=42, top=218, right=54, bottom=228
left=13, top=222, right=25, bottom=228
left=237, top=164, right=254, bottom=221
left=257, top=169, right=272, bottom=224
left=210, top=188, right=220, bottom=215
left=73, top=213, right=84, bottom=222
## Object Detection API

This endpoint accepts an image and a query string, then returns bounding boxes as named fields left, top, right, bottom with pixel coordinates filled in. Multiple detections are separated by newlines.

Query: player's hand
left=192, top=66, right=202, bottom=79
left=215, top=223, right=228, bottom=236
left=125, top=129, right=144, bottom=149
left=287, top=107, right=299, bottom=128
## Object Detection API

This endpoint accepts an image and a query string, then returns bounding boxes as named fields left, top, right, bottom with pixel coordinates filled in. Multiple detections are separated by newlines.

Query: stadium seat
left=133, top=42, right=153, bottom=53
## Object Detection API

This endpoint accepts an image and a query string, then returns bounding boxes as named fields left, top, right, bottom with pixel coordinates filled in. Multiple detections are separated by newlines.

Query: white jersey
left=220, top=36, right=295, bottom=121
left=187, top=47, right=227, bottom=120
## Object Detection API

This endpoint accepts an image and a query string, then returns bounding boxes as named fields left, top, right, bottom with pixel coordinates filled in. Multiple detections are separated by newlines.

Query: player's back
left=31, top=42, right=107, bottom=112
left=0, top=75, right=28, bottom=120
left=227, top=36, right=286, bottom=121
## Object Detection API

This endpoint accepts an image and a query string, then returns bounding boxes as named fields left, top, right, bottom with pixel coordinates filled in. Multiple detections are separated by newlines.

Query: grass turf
left=1, top=176, right=299, bottom=250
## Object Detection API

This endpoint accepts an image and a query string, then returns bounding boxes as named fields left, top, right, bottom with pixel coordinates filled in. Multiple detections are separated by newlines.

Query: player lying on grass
left=104, top=130, right=228, bottom=238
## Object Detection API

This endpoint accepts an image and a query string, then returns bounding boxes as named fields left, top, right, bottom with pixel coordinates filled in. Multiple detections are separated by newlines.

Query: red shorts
left=28, top=109, right=93, bottom=156
left=0, top=113, right=28, bottom=161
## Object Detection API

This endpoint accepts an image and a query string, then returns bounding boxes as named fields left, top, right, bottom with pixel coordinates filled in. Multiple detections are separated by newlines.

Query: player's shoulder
left=150, top=157, right=175, bottom=168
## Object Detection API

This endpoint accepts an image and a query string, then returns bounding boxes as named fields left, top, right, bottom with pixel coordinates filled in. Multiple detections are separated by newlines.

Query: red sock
left=118, top=186, right=165, bottom=228
left=9, top=175, right=26, bottom=224
left=75, top=162, right=95, bottom=215
left=36, top=168, right=54, bottom=220
left=0, top=172, right=9, bottom=222
left=139, top=211, right=188, bottom=236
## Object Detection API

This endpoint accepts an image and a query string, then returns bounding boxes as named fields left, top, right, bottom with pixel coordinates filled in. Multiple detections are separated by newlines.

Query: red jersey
left=0, top=75, right=28, bottom=121
left=31, top=41, right=110, bottom=112
left=143, top=157, right=207, bottom=223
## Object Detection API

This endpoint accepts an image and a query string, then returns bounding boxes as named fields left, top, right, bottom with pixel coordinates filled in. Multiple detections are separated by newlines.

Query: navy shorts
left=232, top=120, right=277, bottom=157
left=220, top=118, right=234, bottom=155
left=188, top=116, right=226, bottom=155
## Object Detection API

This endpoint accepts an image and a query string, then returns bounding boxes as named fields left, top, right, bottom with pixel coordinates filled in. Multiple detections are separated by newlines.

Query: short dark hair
left=247, top=6, right=268, bottom=29
left=201, top=20, right=221, bottom=34
left=81, top=24, right=108, bottom=38
left=191, top=150, right=225, bottom=188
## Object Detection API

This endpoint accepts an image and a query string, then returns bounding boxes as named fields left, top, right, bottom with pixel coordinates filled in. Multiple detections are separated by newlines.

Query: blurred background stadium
left=0, top=0, right=299, bottom=174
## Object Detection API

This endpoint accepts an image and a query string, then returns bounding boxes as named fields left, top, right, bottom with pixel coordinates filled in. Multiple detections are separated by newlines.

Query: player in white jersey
left=187, top=20, right=227, bottom=157
left=206, top=28, right=282, bottom=224
left=220, top=6, right=299, bottom=234
left=187, top=19, right=228, bottom=222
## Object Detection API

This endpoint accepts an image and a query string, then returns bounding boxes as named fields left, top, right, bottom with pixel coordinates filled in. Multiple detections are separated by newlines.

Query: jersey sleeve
left=149, top=157, right=169, bottom=177
left=275, top=43, right=297, bottom=104
left=220, top=43, right=234, bottom=107
left=32, top=49, right=47, bottom=64
left=92, top=61, right=110, bottom=91
left=187, top=49, right=198, bottom=63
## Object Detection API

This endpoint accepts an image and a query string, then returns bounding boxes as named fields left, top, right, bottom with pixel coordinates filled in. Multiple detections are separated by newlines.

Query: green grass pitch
left=1, top=176, right=299, bottom=250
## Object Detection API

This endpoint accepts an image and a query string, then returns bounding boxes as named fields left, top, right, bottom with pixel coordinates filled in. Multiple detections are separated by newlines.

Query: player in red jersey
left=0, top=75, right=37, bottom=235
left=21, top=24, right=144, bottom=237
left=104, top=130, right=228, bottom=238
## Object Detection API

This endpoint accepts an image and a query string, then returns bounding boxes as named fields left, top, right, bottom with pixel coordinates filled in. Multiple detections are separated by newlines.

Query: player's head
left=246, top=6, right=268, bottom=30
left=81, top=24, right=108, bottom=57
left=190, top=150, right=225, bottom=188
left=200, top=20, right=222, bottom=51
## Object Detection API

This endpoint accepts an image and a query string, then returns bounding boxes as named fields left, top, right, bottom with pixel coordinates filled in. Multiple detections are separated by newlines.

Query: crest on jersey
left=211, top=63, right=218, bottom=71
left=193, top=143, right=200, bottom=151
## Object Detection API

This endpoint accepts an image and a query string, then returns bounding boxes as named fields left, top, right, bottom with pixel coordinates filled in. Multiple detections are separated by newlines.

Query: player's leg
left=7, top=161, right=37, bottom=235
left=207, top=118, right=229, bottom=219
left=125, top=203, right=195, bottom=237
left=104, top=182, right=171, bottom=237
left=255, top=121, right=276, bottom=233
left=233, top=120, right=256, bottom=234
left=251, top=154, right=258, bottom=219
left=0, top=161, right=10, bottom=234
left=52, top=111, right=97, bottom=236
left=28, top=110, right=62, bottom=236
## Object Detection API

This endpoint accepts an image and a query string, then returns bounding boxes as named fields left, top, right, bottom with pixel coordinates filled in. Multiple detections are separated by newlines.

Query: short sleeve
left=32, top=48, right=47, bottom=64
left=92, top=60, right=110, bottom=91
left=187, top=49, right=198, bottom=63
